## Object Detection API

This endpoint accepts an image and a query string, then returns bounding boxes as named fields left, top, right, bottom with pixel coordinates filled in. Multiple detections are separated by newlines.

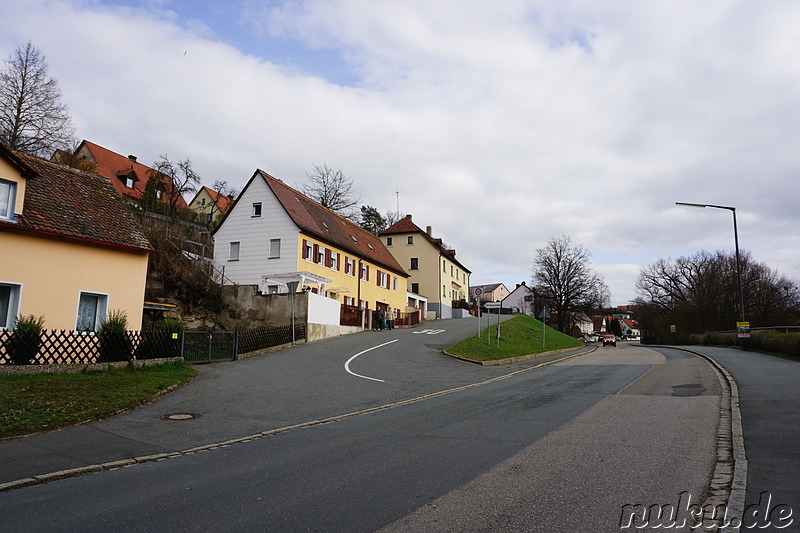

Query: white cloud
left=3, top=0, right=800, bottom=306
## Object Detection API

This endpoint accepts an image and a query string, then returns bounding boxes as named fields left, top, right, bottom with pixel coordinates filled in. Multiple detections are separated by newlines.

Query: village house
left=502, top=281, right=537, bottom=316
left=52, top=140, right=189, bottom=211
left=471, top=282, right=510, bottom=303
left=211, top=170, right=409, bottom=319
left=379, top=215, right=471, bottom=319
left=0, top=144, right=153, bottom=332
left=188, top=185, right=233, bottom=226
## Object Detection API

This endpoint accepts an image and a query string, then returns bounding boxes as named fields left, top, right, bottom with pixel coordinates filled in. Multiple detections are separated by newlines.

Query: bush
left=97, top=309, right=133, bottom=363
left=8, top=315, right=45, bottom=365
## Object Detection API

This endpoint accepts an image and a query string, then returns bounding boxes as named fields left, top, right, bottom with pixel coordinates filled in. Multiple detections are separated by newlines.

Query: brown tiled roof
left=76, top=140, right=189, bottom=209
left=381, top=215, right=472, bottom=274
left=250, top=170, right=407, bottom=277
left=1, top=145, right=153, bottom=252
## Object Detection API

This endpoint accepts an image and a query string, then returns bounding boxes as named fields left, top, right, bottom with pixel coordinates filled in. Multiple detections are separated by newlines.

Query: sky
left=2, top=0, right=800, bottom=306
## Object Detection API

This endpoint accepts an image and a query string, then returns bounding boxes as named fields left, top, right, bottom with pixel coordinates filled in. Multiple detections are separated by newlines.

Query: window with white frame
left=377, top=271, right=388, bottom=288
left=229, top=241, right=240, bottom=261
left=76, top=292, right=108, bottom=332
left=304, top=240, right=314, bottom=261
left=317, top=245, right=325, bottom=265
left=344, top=296, right=355, bottom=306
left=0, top=282, right=21, bottom=330
left=407, top=236, right=413, bottom=244
left=360, top=263, right=369, bottom=281
left=345, top=257, right=355, bottom=276
left=393, top=277, right=398, bottom=291
left=252, top=202, right=262, bottom=217
left=386, top=237, right=393, bottom=246
left=331, top=251, right=339, bottom=270
left=410, top=258, right=419, bottom=270
left=0, top=179, right=16, bottom=221
left=269, top=238, right=281, bottom=259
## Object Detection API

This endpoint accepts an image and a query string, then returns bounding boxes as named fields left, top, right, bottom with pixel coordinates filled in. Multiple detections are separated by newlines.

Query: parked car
left=583, top=335, right=598, bottom=343
left=602, top=334, right=617, bottom=347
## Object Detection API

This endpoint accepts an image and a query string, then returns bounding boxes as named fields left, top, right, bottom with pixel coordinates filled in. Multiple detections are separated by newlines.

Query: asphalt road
left=0, top=323, right=724, bottom=532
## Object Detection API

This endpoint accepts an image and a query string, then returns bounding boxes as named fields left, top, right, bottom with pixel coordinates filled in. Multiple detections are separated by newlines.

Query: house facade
left=188, top=186, right=233, bottom=226
left=471, top=282, right=510, bottom=303
left=212, top=170, right=408, bottom=314
left=0, top=145, right=153, bottom=332
left=52, top=140, right=189, bottom=210
left=379, top=215, right=471, bottom=319
left=502, top=281, right=536, bottom=316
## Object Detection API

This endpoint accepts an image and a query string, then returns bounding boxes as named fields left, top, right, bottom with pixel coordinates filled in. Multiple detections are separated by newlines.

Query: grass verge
left=0, top=361, right=197, bottom=439
left=448, top=314, right=584, bottom=362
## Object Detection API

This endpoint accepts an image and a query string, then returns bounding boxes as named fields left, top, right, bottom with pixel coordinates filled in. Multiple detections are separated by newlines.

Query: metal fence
left=0, top=323, right=306, bottom=366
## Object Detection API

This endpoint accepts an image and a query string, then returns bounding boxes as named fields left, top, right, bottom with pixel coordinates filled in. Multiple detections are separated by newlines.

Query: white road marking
left=344, top=339, right=398, bottom=383
left=412, top=329, right=446, bottom=335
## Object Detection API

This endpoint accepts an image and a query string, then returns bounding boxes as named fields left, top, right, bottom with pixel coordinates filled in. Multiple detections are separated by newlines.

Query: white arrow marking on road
left=344, top=339, right=398, bottom=383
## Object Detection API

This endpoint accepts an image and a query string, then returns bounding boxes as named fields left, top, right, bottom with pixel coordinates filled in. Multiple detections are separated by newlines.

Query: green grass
left=0, top=362, right=197, bottom=439
left=448, top=314, right=584, bottom=362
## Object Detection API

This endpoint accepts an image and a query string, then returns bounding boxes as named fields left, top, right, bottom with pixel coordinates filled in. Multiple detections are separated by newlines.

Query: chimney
left=426, top=225, right=432, bottom=236
left=405, top=214, right=412, bottom=221
left=128, top=155, right=137, bottom=163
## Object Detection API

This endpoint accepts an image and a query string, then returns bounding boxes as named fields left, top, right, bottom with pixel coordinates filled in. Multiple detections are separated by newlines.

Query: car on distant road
left=602, top=334, right=617, bottom=347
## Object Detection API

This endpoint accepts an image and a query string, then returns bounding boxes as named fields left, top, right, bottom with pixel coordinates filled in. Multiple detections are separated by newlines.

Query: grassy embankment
left=0, top=362, right=197, bottom=439
left=447, top=313, right=584, bottom=362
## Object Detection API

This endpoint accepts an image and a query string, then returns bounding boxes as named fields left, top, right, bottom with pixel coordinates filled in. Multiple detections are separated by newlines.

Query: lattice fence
left=0, top=329, right=181, bottom=365
left=238, top=324, right=306, bottom=355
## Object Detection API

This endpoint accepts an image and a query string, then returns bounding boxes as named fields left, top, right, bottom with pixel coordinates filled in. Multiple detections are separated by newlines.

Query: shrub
left=8, top=315, right=45, bottom=365
left=97, top=309, right=133, bottom=363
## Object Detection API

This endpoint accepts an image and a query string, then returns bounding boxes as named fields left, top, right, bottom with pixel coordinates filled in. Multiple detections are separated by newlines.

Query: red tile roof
left=74, top=140, right=189, bottom=209
left=1, top=145, right=153, bottom=253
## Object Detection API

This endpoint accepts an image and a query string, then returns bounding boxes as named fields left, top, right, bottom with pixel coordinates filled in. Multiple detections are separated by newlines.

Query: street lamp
left=675, top=202, right=746, bottom=323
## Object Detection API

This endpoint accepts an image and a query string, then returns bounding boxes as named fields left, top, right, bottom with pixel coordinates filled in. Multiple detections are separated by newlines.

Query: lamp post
left=675, top=202, right=746, bottom=323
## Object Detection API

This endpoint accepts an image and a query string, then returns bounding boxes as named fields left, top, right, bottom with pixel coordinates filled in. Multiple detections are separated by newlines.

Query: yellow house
left=0, top=145, right=153, bottom=332
left=188, top=185, right=233, bottom=227
left=380, top=215, right=472, bottom=319
left=211, top=170, right=408, bottom=315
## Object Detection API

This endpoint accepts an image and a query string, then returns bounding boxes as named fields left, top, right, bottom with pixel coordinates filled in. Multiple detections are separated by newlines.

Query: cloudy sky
left=3, top=0, right=800, bottom=306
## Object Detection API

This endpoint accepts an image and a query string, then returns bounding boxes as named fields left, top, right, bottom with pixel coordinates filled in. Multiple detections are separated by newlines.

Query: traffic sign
left=474, top=287, right=483, bottom=297
left=485, top=302, right=501, bottom=309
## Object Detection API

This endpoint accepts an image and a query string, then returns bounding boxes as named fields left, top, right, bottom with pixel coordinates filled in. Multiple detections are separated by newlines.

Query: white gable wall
left=213, top=176, right=299, bottom=285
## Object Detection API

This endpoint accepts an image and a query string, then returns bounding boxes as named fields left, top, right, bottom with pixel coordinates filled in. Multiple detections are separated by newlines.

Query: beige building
left=380, top=215, right=471, bottom=319
left=188, top=185, right=233, bottom=227
left=0, top=144, right=153, bottom=332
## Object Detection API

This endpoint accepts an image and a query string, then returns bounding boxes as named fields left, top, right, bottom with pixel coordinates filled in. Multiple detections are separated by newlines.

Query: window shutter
left=325, top=248, right=332, bottom=267
left=376, top=270, right=381, bottom=286
left=313, top=244, right=319, bottom=262
left=302, top=239, right=308, bottom=259
left=366, top=265, right=369, bottom=281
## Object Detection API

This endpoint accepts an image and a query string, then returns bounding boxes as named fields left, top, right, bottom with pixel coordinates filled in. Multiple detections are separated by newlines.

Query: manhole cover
left=161, top=413, right=198, bottom=420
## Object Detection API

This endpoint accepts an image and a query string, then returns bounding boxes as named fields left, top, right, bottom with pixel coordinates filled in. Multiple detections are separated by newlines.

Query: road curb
left=0, top=347, right=596, bottom=493
left=650, top=346, right=747, bottom=531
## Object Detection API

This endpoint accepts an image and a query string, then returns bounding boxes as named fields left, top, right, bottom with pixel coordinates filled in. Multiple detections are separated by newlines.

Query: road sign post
left=539, top=307, right=550, bottom=351
left=485, top=302, right=501, bottom=346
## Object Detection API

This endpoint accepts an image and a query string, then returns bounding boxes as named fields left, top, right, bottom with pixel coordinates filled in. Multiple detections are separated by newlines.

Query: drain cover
left=162, top=413, right=198, bottom=420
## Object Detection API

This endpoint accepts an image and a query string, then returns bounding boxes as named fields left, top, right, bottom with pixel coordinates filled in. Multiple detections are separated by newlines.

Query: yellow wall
left=1, top=231, right=149, bottom=330
left=0, top=157, right=27, bottom=216
left=189, top=188, right=224, bottom=223
left=296, top=234, right=407, bottom=312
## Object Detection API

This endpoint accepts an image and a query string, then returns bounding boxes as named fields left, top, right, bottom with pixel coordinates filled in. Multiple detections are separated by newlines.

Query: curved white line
left=344, top=339, right=398, bottom=382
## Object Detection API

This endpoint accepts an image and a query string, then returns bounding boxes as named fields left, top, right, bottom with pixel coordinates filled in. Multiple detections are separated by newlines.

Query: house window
left=386, top=237, right=393, bottom=246
left=411, top=283, right=419, bottom=294
left=125, top=177, right=134, bottom=189
left=201, top=198, right=206, bottom=206
left=407, top=236, right=413, bottom=245
left=317, top=246, right=325, bottom=265
left=76, top=292, right=108, bottom=332
left=252, top=203, right=262, bottom=217
left=304, top=240, right=314, bottom=261
left=269, top=239, right=281, bottom=259
left=360, top=263, right=369, bottom=281
left=393, top=277, right=398, bottom=291
left=377, top=271, right=388, bottom=289
left=0, top=179, right=16, bottom=221
left=229, top=242, right=240, bottom=261
left=344, top=296, right=355, bottom=306
left=331, top=251, right=339, bottom=270
left=345, top=257, right=355, bottom=276
left=443, top=260, right=446, bottom=272
left=410, top=258, right=419, bottom=270
left=0, top=282, right=22, bottom=330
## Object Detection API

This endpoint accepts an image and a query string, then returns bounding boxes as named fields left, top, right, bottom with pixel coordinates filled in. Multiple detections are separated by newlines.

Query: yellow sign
left=737, top=322, right=750, bottom=328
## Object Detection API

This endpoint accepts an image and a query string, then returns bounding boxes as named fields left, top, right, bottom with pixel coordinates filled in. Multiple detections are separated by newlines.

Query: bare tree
left=0, top=42, right=75, bottom=157
left=299, top=163, right=361, bottom=218
left=204, top=179, right=238, bottom=228
left=149, top=155, right=201, bottom=220
left=384, top=210, right=401, bottom=228
left=532, top=235, right=609, bottom=333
